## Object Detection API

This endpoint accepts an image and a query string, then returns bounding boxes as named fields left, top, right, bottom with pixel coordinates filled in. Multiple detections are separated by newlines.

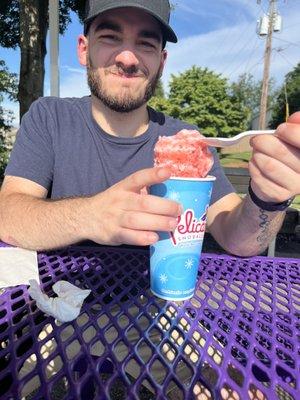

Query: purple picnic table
left=0, top=244, right=299, bottom=399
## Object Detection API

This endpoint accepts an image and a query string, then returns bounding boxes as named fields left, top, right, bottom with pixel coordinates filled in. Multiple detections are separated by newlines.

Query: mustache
left=87, top=55, right=147, bottom=78
left=106, top=64, right=146, bottom=78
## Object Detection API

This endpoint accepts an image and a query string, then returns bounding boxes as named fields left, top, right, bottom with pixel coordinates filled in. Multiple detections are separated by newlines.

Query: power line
left=273, top=35, right=300, bottom=48
left=273, top=44, right=292, bottom=51
left=281, top=22, right=300, bottom=29
left=258, top=1, right=268, bottom=14
left=219, top=21, right=256, bottom=75
left=242, top=36, right=263, bottom=73
left=200, top=2, right=265, bottom=66
left=225, top=35, right=257, bottom=77
left=245, top=54, right=265, bottom=75
left=276, top=48, right=297, bottom=68
left=209, top=26, right=238, bottom=63
left=211, top=5, right=267, bottom=79
left=226, top=35, right=262, bottom=79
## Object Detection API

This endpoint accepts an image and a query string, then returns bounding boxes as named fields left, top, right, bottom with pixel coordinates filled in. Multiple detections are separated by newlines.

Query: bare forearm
left=0, top=168, right=184, bottom=250
left=220, top=195, right=285, bottom=256
left=0, top=193, right=92, bottom=250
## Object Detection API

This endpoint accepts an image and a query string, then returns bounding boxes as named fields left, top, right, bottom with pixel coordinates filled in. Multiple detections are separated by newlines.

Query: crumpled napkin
left=0, top=247, right=39, bottom=288
left=28, top=279, right=91, bottom=323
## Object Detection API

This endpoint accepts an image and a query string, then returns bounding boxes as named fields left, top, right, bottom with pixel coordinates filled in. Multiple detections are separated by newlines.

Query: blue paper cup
left=149, top=176, right=216, bottom=301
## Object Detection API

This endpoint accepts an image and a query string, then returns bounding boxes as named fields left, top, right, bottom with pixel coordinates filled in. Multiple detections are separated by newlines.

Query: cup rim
left=168, top=175, right=216, bottom=182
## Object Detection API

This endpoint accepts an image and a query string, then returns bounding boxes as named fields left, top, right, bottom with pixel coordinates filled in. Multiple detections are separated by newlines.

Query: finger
left=120, top=211, right=178, bottom=232
left=114, top=228, right=159, bottom=246
left=251, top=135, right=300, bottom=173
left=120, top=167, right=172, bottom=193
left=276, top=122, right=300, bottom=148
left=287, top=111, right=300, bottom=124
left=251, top=152, right=299, bottom=191
left=140, top=186, right=148, bottom=195
left=249, top=157, right=295, bottom=202
left=125, top=193, right=182, bottom=217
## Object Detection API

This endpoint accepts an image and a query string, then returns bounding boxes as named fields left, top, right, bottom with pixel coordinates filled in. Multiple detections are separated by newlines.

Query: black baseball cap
left=84, top=0, right=178, bottom=43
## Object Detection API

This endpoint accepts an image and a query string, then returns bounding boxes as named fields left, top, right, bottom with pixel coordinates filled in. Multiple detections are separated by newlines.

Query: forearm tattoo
left=256, top=208, right=274, bottom=248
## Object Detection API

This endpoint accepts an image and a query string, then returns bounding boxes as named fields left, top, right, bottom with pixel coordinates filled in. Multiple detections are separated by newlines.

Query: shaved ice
left=154, top=129, right=213, bottom=178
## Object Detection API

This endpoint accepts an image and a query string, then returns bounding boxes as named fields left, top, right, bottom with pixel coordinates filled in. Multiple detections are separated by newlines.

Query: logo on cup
left=170, top=208, right=207, bottom=246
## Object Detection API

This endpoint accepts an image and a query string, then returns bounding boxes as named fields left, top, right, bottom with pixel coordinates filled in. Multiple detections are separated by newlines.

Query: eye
left=139, top=40, right=157, bottom=50
left=104, top=34, right=116, bottom=39
left=98, top=34, right=121, bottom=43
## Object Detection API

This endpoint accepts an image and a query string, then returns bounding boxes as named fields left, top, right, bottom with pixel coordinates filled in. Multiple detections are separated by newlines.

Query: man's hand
left=207, top=113, right=300, bottom=257
left=86, top=167, right=182, bottom=246
left=249, top=111, right=300, bottom=202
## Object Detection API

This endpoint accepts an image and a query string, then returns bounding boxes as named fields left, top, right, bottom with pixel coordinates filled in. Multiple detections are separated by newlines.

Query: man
left=0, top=0, right=299, bottom=255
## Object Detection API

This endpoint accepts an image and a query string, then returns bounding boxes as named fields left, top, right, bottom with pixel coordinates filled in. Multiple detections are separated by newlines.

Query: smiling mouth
left=111, top=72, right=143, bottom=79
left=108, top=68, right=145, bottom=79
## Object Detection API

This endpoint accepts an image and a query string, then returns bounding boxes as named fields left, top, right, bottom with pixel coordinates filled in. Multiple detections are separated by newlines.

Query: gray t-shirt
left=5, top=96, right=234, bottom=203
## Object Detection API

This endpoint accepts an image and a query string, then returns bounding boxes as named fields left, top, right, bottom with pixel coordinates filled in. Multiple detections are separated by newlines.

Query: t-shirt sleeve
left=208, top=147, right=236, bottom=205
left=5, top=98, right=54, bottom=190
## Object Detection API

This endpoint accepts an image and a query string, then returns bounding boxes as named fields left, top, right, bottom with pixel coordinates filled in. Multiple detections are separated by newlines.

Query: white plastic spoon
left=202, top=130, right=276, bottom=148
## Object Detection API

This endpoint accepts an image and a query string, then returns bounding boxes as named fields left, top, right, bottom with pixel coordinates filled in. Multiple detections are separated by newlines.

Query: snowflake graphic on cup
left=185, top=258, right=194, bottom=269
left=169, top=190, right=180, bottom=202
left=160, top=273, right=168, bottom=284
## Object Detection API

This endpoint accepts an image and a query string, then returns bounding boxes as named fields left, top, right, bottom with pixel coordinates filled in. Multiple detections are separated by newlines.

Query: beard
left=87, top=57, right=161, bottom=113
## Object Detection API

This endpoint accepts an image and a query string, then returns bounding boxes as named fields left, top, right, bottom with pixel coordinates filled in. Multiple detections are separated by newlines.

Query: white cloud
left=163, top=1, right=300, bottom=90
left=56, top=66, right=89, bottom=98
left=60, top=71, right=90, bottom=97
left=172, top=0, right=260, bottom=31
left=163, top=22, right=263, bottom=84
left=3, top=0, right=300, bottom=124
left=61, top=65, right=86, bottom=75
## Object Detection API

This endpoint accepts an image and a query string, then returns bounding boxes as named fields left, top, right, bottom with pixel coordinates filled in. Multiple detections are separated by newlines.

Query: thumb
left=120, top=167, right=172, bottom=193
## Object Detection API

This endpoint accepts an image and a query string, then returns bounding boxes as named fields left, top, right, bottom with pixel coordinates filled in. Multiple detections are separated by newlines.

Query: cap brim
left=84, top=3, right=178, bottom=43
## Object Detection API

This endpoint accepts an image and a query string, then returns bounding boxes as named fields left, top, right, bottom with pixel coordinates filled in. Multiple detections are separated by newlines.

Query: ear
left=159, top=50, right=168, bottom=77
left=77, top=34, right=88, bottom=67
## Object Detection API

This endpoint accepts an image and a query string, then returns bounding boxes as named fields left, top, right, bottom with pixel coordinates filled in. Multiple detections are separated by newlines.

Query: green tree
left=230, top=73, right=278, bottom=128
left=164, top=66, right=248, bottom=136
left=270, top=62, right=300, bottom=128
left=0, top=60, right=18, bottom=178
left=149, top=95, right=173, bottom=115
left=153, top=79, right=165, bottom=98
left=148, top=78, right=170, bottom=112
left=0, top=0, right=86, bottom=121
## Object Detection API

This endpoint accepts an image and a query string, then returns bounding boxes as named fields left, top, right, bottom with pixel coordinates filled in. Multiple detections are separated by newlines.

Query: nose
left=115, top=50, right=139, bottom=69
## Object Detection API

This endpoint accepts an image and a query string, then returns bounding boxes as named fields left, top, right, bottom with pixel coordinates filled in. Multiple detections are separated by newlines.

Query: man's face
left=78, top=7, right=167, bottom=113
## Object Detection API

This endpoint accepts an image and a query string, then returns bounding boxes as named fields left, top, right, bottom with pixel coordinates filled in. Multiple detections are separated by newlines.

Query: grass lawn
left=220, top=152, right=300, bottom=210
left=220, top=151, right=251, bottom=166
left=292, top=195, right=300, bottom=210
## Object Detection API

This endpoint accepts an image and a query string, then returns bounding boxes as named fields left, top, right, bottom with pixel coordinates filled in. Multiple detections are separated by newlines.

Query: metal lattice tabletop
left=0, top=246, right=299, bottom=400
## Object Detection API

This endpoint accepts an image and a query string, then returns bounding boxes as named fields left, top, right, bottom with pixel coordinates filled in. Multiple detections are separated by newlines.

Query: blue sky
left=1, top=0, right=300, bottom=125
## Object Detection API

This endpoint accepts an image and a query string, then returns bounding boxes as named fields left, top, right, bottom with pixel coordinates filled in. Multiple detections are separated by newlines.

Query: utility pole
left=258, top=0, right=277, bottom=129
left=49, top=0, right=60, bottom=97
